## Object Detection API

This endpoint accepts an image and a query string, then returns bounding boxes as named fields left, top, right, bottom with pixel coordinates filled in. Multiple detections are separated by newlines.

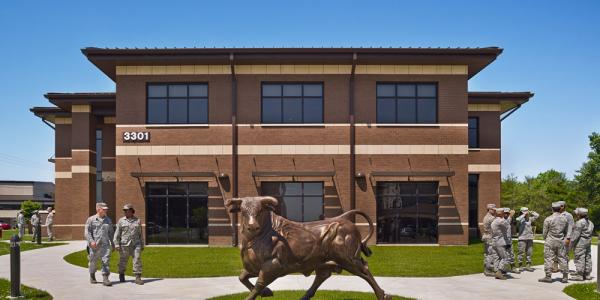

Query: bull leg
left=239, top=269, right=273, bottom=297
left=343, top=259, right=391, bottom=300
left=300, top=264, right=336, bottom=300
left=244, top=269, right=276, bottom=300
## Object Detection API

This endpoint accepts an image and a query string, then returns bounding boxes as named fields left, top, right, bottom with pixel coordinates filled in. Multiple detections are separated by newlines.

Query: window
left=468, top=174, right=479, bottom=230
left=468, top=117, right=479, bottom=148
left=376, top=182, right=438, bottom=244
left=261, top=182, right=324, bottom=222
left=262, top=83, right=323, bottom=123
left=147, top=83, right=208, bottom=124
left=376, top=83, right=437, bottom=123
left=146, top=182, right=208, bottom=244
left=95, top=129, right=102, bottom=202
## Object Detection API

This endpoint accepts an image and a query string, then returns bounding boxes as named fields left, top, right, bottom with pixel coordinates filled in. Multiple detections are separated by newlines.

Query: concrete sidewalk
left=0, top=241, right=595, bottom=300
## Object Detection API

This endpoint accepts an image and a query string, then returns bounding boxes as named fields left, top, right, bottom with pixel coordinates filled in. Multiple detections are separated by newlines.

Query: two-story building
left=31, top=47, right=532, bottom=245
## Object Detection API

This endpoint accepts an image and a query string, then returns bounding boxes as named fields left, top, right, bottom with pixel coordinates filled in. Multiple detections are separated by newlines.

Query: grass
left=1, top=229, right=54, bottom=242
left=0, top=278, right=53, bottom=299
left=63, top=240, right=543, bottom=278
left=208, top=290, right=413, bottom=300
left=563, top=283, right=600, bottom=300
left=0, top=242, right=65, bottom=256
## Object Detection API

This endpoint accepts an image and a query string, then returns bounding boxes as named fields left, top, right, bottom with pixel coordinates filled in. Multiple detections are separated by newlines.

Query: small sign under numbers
left=123, top=132, right=150, bottom=143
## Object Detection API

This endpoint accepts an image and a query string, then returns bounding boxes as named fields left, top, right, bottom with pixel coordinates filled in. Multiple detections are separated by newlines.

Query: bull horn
left=260, top=196, right=278, bottom=211
left=225, top=198, right=243, bottom=213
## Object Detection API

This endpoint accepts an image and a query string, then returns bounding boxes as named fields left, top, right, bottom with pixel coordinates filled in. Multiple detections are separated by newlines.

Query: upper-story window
left=261, top=83, right=323, bottom=124
left=147, top=83, right=208, bottom=124
left=468, top=117, right=479, bottom=148
left=376, top=83, right=437, bottom=123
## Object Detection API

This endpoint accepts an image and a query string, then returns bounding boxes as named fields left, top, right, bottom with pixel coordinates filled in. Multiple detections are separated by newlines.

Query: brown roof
left=468, top=91, right=533, bottom=113
left=44, top=92, right=116, bottom=114
left=82, top=47, right=503, bottom=80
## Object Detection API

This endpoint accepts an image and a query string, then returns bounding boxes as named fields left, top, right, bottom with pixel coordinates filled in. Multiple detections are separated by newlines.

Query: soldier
left=16, top=211, right=25, bottom=239
left=539, top=202, right=569, bottom=283
left=553, top=200, right=574, bottom=273
left=503, top=208, right=519, bottom=274
left=516, top=207, right=539, bottom=272
left=482, top=203, right=497, bottom=277
left=45, top=207, right=55, bottom=241
left=491, top=207, right=511, bottom=280
left=30, top=211, right=40, bottom=242
left=570, top=208, right=594, bottom=281
left=84, top=202, right=115, bottom=286
left=114, top=203, right=144, bottom=285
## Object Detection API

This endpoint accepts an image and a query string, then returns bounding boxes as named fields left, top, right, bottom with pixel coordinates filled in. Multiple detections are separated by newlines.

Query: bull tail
left=338, top=210, right=374, bottom=257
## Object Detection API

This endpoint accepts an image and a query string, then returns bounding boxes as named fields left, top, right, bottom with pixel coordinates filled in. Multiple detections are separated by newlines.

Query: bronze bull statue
left=225, top=196, right=392, bottom=300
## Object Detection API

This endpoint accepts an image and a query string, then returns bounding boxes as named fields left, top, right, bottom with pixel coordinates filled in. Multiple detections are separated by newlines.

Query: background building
left=0, top=180, right=54, bottom=226
left=31, top=47, right=532, bottom=245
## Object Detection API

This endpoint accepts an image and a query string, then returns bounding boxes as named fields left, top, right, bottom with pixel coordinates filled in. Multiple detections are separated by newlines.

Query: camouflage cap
left=503, top=207, right=510, bottom=213
left=520, top=207, right=529, bottom=212
left=96, top=202, right=109, bottom=210
left=122, top=203, right=134, bottom=210
left=552, top=202, right=561, bottom=209
left=557, top=201, right=566, bottom=206
left=486, top=204, right=496, bottom=209
left=578, top=208, right=588, bottom=216
left=495, top=208, right=505, bottom=213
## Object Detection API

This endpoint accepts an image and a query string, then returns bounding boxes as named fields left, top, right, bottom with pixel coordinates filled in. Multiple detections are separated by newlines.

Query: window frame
left=260, top=82, right=325, bottom=124
left=376, top=82, right=439, bottom=124
left=146, top=82, right=209, bottom=124
left=468, top=117, right=479, bottom=148
left=95, top=129, right=103, bottom=203
left=260, top=181, right=324, bottom=222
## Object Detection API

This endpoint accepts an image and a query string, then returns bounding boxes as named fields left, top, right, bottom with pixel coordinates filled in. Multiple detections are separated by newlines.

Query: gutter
left=500, top=104, right=522, bottom=122
left=41, top=118, right=55, bottom=130
left=230, top=53, right=239, bottom=247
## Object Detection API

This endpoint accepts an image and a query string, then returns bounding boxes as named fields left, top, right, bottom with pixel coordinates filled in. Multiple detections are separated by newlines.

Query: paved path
left=0, top=241, right=596, bottom=300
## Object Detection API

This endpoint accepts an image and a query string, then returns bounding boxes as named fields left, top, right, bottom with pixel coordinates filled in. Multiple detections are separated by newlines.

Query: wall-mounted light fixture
left=218, top=173, right=229, bottom=179
left=355, top=171, right=365, bottom=178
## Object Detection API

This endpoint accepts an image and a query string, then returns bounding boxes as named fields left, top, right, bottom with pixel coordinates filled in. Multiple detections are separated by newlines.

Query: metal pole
left=597, top=242, right=599, bottom=292
left=10, top=234, right=21, bottom=297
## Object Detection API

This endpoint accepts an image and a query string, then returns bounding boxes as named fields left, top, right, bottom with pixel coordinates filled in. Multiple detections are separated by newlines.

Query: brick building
left=30, top=47, right=532, bottom=245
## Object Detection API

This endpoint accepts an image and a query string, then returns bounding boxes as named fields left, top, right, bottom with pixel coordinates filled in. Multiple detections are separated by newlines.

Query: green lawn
left=208, top=290, right=413, bottom=300
left=0, top=242, right=65, bottom=256
left=64, top=240, right=543, bottom=278
left=0, top=278, right=52, bottom=299
left=1, top=229, right=54, bottom=242
left=563, top=283, right=600, bottom=300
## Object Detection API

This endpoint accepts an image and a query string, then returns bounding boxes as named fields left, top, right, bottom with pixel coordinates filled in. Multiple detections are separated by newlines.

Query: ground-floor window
left=145, top=182, right=208, bottom=244
left=468, top=174, right=479, bottom=230
left=376, top=182, right=438, bottom=244
left=261, top=182, right=324, bottom=222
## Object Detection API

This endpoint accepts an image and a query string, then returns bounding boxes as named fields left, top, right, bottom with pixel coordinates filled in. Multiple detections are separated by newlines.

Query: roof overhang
left=468, top=91, right=534, bottom=114
left=43, top=92, right=116, bottom=116
left=30, top=106, right=70, bottom=123
left=82, top=47, right=503, bottom=81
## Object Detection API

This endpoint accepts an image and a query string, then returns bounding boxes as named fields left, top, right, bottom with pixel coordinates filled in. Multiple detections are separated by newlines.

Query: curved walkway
left=0, top=241, right=595, bottom=300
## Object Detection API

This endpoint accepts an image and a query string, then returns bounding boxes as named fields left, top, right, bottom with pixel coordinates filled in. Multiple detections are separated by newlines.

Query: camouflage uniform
left=571, top=217, right=594, bottom=278
left=504, top=215, right=515, bottom=266
left=84, top=214, right=115, bottom=275
left=30, top=213, right=40, bottom=241
left=491, top=216, right=511, bottom=272
left=542, top=212, right=569, bottom=276
left=16, top=212, right=25, bottom=239
left=45, top=210, right=55, bottom=241
left=516, top=211, right=539, bottom=267
left=482, top=211, right=497, bottom=273
left=114, top=216, right=144, bottom=275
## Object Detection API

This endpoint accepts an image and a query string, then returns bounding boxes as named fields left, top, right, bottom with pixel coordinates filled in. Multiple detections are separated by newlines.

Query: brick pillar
left=70, top=104, right=97, bottom=239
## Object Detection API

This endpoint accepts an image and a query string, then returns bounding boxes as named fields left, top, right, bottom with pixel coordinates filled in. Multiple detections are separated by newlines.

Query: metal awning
left=130, top=171, right=216, bottom=178
left=252, top=171, right=335, bottom=177
left=370, top=171, right=455, bottom=177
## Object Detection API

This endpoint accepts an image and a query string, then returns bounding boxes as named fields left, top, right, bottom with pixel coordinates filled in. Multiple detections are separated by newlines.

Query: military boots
left=119, top=273, right=125, bottom=283
left=510, top=265, right=521, bottom=274
left=90, top=273, right=97, bottom=284
left=561, top=273, right=569, bottom=283
left=102, top=274, right=112, bottom=286
left=525, top=263, right=535, bottom=272
left=135, top=275, right=144, bottom=285
left=495, top=271, right=507, bottom=280
left=538, top=274, right=552, bottom=283
left=570, top=274, right=584, bottom=281
left=484, top=269, right=495, bottom=277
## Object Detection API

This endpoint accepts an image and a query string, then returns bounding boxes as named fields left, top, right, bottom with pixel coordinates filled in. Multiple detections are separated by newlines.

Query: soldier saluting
left=85, top=202, right=115, bottom=286
left=114, top=203, right=144, bottom=285
left=570, top=208, right=594, bottom=281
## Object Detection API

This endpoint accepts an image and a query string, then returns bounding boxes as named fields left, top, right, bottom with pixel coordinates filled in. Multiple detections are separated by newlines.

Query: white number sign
left=123, top=132, right=150, bottom=142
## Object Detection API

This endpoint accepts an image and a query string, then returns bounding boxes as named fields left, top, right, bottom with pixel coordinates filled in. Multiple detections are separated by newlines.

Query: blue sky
left=0, top=0, right=598, bottom=182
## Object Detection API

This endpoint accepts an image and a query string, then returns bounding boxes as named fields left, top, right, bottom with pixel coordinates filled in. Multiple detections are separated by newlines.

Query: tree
left=575, top=132, right=600, bottom=228
left=20, top=200, right=42, bottom=220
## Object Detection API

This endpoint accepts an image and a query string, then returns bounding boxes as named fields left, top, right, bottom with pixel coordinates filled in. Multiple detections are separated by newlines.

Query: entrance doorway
left=145, top=182, right=208, bottom=244
left=376, top=182, right=439, bottom=244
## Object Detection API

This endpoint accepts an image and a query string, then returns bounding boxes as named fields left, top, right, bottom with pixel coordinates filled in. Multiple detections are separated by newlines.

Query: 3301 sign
left=123, top=131, right=150, bottom=142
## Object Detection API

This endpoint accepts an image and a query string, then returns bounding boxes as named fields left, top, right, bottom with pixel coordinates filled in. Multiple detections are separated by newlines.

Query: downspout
left=41, top=118, right=55, bottom=130
left=500, top=104, right=522, bottom=122
left=349, top=53, right=357, bottom=220
left=230, top=53, right=239, bottom=247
